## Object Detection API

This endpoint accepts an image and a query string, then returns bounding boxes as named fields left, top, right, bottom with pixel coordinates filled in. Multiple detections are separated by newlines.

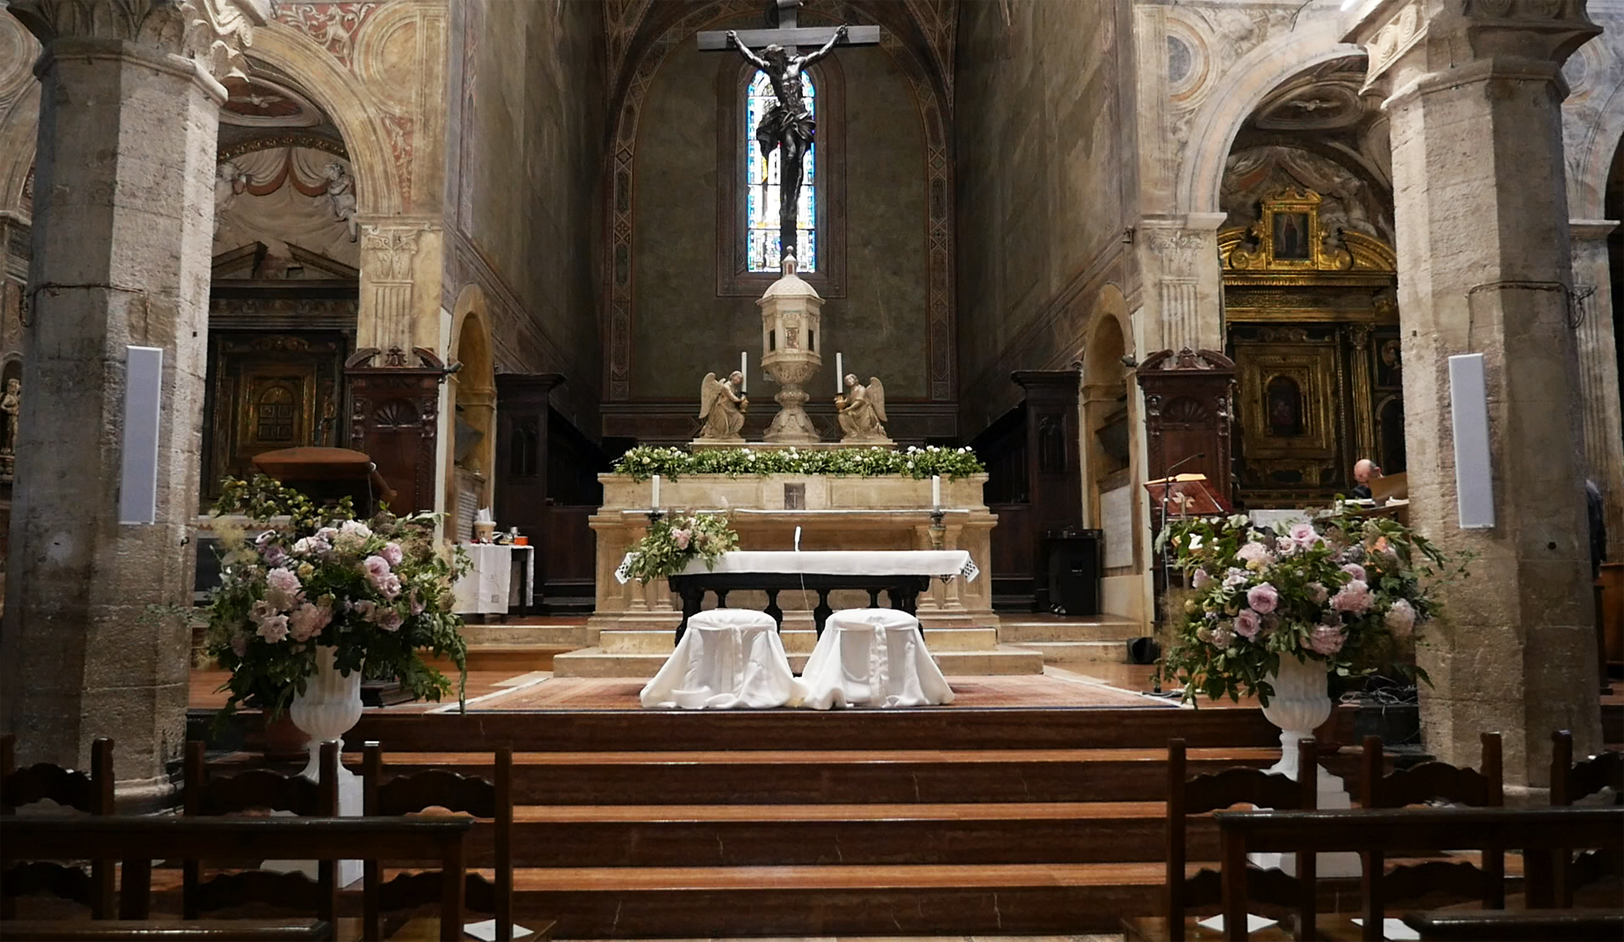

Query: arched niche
left=1081, top=287, right=1133, bottom=530
left=446, top=285, right=496, bottom=540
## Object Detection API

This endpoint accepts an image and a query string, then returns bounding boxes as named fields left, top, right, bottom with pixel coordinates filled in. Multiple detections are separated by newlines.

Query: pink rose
left=1236, top=541, right=1274, bottom=570
left=1235, top=608, right=1262, bottom=639
left=377, top=609, right=403, bottom=632
left=409, top=590, right=425, bottom=615
left=1289, top=522, right=1323, bottom=550
left=1210, top=626, right=1235, bottom=650
left=265, top=567, right=302, bottom=609
left=288, top=602, right=332, bottom=642
left=671, top=529, right=692, bottom=551
left=1341, top=563, right=1367, bottom=583
left=1191, top=568, right=1213, bottom=590
left=255, top=614, right=289, bottom=643
left=381, top=542, right=404, bottom=567
left=378, top=574, right=402, bottom=600
left=1385, top=598, right=1416, bottom=637
left=1307, top=582, right=1329, bottom=605
left=352, top=599, right=377, bottom=621
left=1331, top=579, right=1373, bottom=615
left=1309, top=623, right=1346, bottom=655
left=1246, top=583, right=1280, bottom=614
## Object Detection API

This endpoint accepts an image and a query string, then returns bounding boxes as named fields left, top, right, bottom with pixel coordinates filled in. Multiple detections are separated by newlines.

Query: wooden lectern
left=251, top=446, right=396, bottom=517
left=1143, top=473, right=1228, bottom=519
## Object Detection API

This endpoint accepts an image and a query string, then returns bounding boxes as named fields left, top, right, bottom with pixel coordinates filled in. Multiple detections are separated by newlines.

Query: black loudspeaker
left=1127, top=636, right=1160, bottom=665
left=1044, top=530, right=1102, bottom=616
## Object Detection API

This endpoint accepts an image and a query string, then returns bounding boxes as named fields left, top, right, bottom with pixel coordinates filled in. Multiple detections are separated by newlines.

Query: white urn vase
left=1255, top=655, right=1358, bottom=877
left=286, top=645, right=364, bottom=883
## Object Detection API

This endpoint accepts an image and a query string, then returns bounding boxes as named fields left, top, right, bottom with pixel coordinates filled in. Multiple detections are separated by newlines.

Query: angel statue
left=323, top=162, right=359, bottom=242
left=698, top=370, right=749, bottom=442
left=836, top=374, right=889, bottom=443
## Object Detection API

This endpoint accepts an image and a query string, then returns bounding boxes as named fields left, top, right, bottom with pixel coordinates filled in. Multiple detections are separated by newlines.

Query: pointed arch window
left=745, top=70, right=817, bottom=272
left=717, top=57, right=845, bottom=297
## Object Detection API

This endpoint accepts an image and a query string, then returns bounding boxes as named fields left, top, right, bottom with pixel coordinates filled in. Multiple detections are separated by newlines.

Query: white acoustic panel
left=1448, top=353, right=1495, bottom=529
left=119, top=346, right=164, bottom=525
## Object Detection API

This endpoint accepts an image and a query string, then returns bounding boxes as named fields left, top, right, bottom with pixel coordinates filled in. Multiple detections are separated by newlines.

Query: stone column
left=1135, top=213, right=1228, bottom=355
left=1569, top=219, right=1624, bottom=561
left=1348, top=0, right=1603, bottom=784
left=0, top=0, right=267, bottom=797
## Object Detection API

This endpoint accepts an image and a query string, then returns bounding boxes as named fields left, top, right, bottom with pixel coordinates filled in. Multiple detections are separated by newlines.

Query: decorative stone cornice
left=3, top=0, right=268, bottom=81
left=1346, top=0, right=1600, bottom=94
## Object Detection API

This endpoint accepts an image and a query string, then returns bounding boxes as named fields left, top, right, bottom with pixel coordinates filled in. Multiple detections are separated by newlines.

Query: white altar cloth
left=454, top=543, right=512, bottom=615
left=798, top=608, right=955, bottom=710
left=640, top=609, right=802, bottom=709
left=617, top=549, right=979, bottom=584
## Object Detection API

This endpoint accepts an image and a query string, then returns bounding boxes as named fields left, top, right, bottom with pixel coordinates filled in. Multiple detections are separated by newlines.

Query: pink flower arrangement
left=1156, top=508, right=1456, bottom=705
left=671, top=529, right=692, bottom=551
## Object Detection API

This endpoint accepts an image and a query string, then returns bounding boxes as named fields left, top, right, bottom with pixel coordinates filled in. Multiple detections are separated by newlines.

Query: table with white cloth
left=659, top=550, right=978, bottom=643
left=452, top=543, right=537, bottom=617
left=799, top=608, right=955, bottom=709
left=639, top=609, right=802, bottom=710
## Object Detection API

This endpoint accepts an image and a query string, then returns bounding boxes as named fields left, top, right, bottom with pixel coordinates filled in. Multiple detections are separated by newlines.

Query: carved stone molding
left=1349, top=0, right=1599, bottom=93
left=5, top=0, right=269, bottom=81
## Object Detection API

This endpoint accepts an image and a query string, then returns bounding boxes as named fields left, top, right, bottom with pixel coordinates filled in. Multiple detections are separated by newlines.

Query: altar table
left=657, top=550, right=978, bottom=642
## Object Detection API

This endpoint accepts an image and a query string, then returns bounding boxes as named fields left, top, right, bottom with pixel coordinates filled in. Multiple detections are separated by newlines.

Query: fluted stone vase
left=1254, top=655, right=1358, bottom=876
left=287, top=645, right=364, bottom=883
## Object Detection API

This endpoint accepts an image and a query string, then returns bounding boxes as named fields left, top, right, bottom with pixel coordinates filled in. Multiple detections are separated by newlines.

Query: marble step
left=551, top=643, right=1045, bottom=678
left=455, top=622, right=595, bottom=647
left=996, top=616, right=1142, bottom=644
left=1018, top=640, right=1134, bottom=665
left=458, top=801, right=1206, bottom=867
left=598, top=626, right=998, bottom=654
left=424, top=644, right=575, bottom=673
left=350, top=746, right=1283, bottom=805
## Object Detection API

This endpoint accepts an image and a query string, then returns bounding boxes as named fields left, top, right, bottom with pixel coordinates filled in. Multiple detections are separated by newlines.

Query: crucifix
left=699, top=0, right=881, bottom=271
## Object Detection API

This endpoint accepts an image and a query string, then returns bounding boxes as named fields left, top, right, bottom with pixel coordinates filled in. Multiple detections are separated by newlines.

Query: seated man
left=1351, top=458, right=1382, bottom=500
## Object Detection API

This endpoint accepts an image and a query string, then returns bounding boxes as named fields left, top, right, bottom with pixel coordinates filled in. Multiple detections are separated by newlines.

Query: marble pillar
left=1569, top=219, right=1624, bottom=561
left=0, top=0, right=267, bottom=798
left=1348, top=0, right=1603, bottom=784
left=1136, top=212, right=1227, bottom=355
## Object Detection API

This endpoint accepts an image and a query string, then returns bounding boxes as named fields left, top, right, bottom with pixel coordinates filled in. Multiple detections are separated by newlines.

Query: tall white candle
left=835, top=352, right=844, bottom=394
left=652, top=474, right=661, bottom=509
left=740, top=351, right=748, bottom=393
left=932, top=474, right=941, bottom=509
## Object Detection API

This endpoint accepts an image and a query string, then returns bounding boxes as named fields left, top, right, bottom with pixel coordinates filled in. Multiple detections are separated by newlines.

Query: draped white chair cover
left=798, top=608, right=955, bottom=710
left=639, top=609, right=802, bottom=709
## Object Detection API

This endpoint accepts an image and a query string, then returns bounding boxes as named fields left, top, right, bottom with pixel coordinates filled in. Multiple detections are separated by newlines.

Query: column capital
left=4, top=0, right=268, bottom=81
left=1569, top=218, right=1619, bottom=242
left=1346, top=0, right=1599, bottom=96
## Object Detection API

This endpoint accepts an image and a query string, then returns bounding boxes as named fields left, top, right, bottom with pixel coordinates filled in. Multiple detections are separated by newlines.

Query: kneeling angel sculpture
left=836, top=374, right=889, bottom=443
left=698, top=370, right=749, bottom=442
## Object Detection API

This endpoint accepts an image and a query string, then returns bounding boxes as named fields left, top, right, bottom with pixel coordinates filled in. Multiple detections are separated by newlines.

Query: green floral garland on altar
left=625, top=512, right=740, bottom=583
left=613, top=445, right=985, bottom=481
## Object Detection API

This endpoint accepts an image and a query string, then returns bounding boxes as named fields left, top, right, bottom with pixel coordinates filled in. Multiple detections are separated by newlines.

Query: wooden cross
left=697, top=0, right=880, bottom=54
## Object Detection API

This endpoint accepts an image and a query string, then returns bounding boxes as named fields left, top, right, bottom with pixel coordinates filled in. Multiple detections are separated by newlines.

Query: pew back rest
left=1, top=735, right=116, bottom=920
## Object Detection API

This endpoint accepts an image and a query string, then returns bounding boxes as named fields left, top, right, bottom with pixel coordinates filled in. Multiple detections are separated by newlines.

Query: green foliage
left=612, top=444, right=986, bottom=481
left=1153, top=511, right=1466, bottom=707
left=624, top=512, right=740, bottom=583
left=203, top=475, right=469, bottom=721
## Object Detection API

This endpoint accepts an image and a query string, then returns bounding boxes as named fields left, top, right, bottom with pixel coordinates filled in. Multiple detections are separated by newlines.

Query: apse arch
left=244, top=21, right=403, bottom=215
left=1177, top=20, right=1362, bottom=214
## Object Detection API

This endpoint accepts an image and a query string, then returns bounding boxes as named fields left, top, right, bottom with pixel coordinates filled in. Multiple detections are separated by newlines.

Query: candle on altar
left=835, top=353, right=844, bottom=394
left=652, top=474, right=661, bottom=509
left=740, top=351, right=748, bottom=394
left=932, top=474, right=941, bottom=510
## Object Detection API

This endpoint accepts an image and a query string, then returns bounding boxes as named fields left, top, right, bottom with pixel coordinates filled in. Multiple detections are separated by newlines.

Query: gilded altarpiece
left=1220, top=191, right=1402, bottom=506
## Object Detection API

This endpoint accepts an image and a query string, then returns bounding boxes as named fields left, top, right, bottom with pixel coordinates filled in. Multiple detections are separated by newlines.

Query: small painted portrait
left=1377, top=338, right=1402, bottom=388
left=1265, top=375, right=1304, bottom=437
left=1272, top=211, right=1310, bottom=260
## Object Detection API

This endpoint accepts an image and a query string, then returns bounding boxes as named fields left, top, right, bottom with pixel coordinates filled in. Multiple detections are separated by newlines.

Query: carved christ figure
left=0, top=377, right=17, bottom=455
left=726, top=24, right=847, bottom=264
left=699, top=371, right=749, bottom=441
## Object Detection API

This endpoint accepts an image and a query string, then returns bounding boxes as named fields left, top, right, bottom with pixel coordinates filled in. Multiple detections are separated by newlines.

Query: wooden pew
left=0, top=816, right=474, bottom=942
left=1400, top=907, right=1624, bottom=941
left=1213, top=807, right=1624, bottom=941
left=0, top=919, right=334, bottom=940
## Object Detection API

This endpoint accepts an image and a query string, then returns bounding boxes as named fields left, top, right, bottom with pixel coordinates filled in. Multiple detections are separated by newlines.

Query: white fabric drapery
left=453, top=543, right=512, bottom=615
left=640, top=609, right=802, bottom=710
left=798, top=608, right=955, bottom=710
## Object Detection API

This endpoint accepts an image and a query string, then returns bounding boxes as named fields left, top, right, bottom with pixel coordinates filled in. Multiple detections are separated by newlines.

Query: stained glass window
left=746, top=69, right=816, bottom=272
